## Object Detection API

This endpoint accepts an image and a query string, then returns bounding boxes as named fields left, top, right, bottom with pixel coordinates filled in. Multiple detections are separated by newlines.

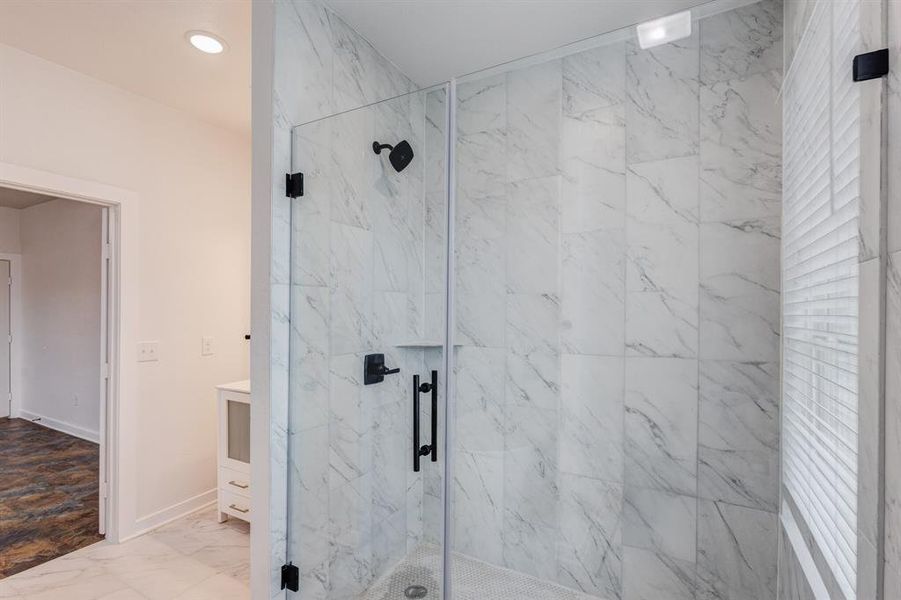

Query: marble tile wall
left=451, top=1, right=782, bottom=599
left=273, top=1, right=443, bottom=598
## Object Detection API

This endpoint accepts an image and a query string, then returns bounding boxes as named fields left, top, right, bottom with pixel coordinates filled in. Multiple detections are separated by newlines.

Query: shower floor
left=364, top=545, right=602, bottom=600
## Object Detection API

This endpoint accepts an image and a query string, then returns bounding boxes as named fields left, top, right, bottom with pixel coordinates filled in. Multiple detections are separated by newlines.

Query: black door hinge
left=281, top=562, right=299, bottom=592
left=286, top=172, right=304, bottom=198
left=853, top=48, right=889, bottom=82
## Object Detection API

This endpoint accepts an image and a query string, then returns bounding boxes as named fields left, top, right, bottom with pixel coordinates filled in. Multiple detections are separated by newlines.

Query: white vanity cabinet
left=216, top=380, right=251, bottom=524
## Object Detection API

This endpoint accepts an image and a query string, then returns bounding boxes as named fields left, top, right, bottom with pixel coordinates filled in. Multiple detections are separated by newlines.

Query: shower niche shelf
left=393, top=340, right=443, bottom=349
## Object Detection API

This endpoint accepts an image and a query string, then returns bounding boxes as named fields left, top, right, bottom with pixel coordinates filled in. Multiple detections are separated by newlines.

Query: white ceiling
left=322, top=0, right=714, bottom=87
left=0, top=187, right=56, bottom=210
left=0, top=0, right=251, bottom=136
left=0, top=1, right=715, bottom=135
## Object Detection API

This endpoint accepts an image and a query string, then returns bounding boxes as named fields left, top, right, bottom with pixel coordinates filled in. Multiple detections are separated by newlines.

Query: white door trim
left=0, top=161, right=140, bottom=544
left=0, top=255, right=19, bottom=420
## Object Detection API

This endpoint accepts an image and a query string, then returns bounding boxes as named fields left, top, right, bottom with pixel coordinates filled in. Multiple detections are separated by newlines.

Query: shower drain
left=404, top=584, right=428, bottom=599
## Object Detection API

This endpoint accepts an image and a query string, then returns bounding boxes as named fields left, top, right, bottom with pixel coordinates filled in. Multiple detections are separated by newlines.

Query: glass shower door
left=286, top=84, right=450, bottom=599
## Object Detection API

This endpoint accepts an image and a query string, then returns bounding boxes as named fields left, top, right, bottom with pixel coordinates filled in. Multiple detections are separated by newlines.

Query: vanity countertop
left=216, top=379, right=250, bottom=394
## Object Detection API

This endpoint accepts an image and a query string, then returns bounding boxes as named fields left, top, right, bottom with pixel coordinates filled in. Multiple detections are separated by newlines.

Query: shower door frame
left=282, top=81, right=458, bottom=599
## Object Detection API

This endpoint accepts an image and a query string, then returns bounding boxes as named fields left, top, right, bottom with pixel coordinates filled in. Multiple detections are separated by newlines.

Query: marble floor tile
left=0, top=507, right=248, bottom=600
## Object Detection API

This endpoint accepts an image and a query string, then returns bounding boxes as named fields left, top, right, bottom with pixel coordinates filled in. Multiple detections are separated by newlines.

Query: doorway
left=0, top=187, right=113, bottom=577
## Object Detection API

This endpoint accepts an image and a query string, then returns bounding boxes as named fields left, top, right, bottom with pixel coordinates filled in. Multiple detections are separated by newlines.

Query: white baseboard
left=125, top=489, right=217, bottom=542
left=17, top=410, right=100, bottom=444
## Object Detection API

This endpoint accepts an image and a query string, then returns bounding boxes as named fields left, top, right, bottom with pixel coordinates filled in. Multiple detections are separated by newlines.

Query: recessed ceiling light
left=636, top=11, right=692, bottom=50
left=187, top=31, right=226, bottom=54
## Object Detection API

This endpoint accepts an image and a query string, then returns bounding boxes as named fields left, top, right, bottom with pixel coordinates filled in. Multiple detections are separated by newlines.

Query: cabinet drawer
left=219, top=467, right=251, bottom=498
left=220, top=489, right=251, bottom=522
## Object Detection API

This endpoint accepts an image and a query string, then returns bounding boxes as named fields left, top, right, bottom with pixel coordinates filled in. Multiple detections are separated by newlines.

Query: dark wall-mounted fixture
left=853, top=48, right=889, bottom=82
left=372, top=140, right=414, bottom=172
left=364, top=353, right=400, bottom=385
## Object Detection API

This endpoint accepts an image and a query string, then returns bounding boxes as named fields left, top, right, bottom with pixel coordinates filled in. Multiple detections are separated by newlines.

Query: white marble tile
left=457, top=74, right=507, bottom=136
left=699, top=0, right=783, bottom=85
left=563, top=42, right=626, bottom=116
left=328, top=107, right=376, bottom=231
left=453, top=450, right=505, bottom=565
left=626, top=218, right=699, bottom=304
left=505, top=349, right=560, bottom=411
left=290, top=286, right=330, bottom=432
left=329, top=222, right=374, bottom=356
left=555, top=474, right=623, bottom=599
left=330, top=11, right=413, bottom=113
left=625, top=291, right=698, bottom=358
left=697, top=500, right=778, bottom=600
left=559, top=354, right=624, bottom=483
left=560, top=105, right=626, bottom=234
left=275, top=0, right=334, bottom=126
left=424, top=89, right=448, bottom=195
left=291, top=115, right=333, bottom=219
left=506, top=60, right=562, bottom=182
left=424, top=191, right=446, bottom=295
left=700, top=71, right=782, bottom=222
left=624, top=487, right=697, bottom=562
left=622, top=546, right=696, bottom=600
left=455, top=346, right=506, bottom=454
left=699, top=360, right=779, bottom=512
left=625, top=358, right=698, bottom=495
left=457, top=130, right=507, bottom=200
left=455, top=194, right=506, bottom=347
left=627, top=155, right=699, bottom=225
left=699, top=218, right=780, bottom=361
left=504, top=404, right=559, bottom=534
left=370, top=193, right=412, bottom=295
left=328, top=354, right=371, bottom=489
left=98, top=538, right=220, bottom=600
left=561, top=230, right=625, bottom=356
left=502, top=517, right=558, bottom=583
left=506, top=292, right=559, bottom=356
left=371, top=509, right=407, bottom=580
left=174, top=574, right=249, bottom=600
left=371, top=400, right=408, bottom=525
left=626, top=34, right=700, bottom=164
left=289, top=424, right=331, bottom=599
left=506, top=176, right=560, bottom=295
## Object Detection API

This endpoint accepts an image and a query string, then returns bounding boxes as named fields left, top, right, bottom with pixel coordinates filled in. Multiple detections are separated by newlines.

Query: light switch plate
left=201, top=336, right=215, bottom=356
left=138, top=341, right=159, bottom=362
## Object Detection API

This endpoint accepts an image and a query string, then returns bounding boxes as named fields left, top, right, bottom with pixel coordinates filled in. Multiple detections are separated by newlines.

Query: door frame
left=0, top=161, right=139, bottom=544
left=0, top=255, right=20, bottom=420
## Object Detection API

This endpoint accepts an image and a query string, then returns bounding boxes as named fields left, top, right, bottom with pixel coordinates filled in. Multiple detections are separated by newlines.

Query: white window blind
left=781, top=1, right=860, bottom=598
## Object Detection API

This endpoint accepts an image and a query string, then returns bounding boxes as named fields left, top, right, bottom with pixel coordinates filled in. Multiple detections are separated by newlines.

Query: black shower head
left=372, top=140, right=414, bottom=173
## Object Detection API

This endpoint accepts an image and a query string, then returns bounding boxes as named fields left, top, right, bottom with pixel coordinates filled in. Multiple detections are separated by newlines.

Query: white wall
left=18, top=199, right=102, bottom=441
left=0, top=43, right=251, bottom=539
left=0, top=206, right=20, bottom=253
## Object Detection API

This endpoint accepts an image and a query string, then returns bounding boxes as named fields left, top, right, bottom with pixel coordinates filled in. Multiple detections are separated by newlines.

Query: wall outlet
left=73, top=394, right=79, bottom=407
left=138, top=341, right=159, bottom=362
left=201, top=336, right=214, bottom=356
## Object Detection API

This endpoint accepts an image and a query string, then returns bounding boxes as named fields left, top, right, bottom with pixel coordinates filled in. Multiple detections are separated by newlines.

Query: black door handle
left=413, top=370, right=438, bottom=472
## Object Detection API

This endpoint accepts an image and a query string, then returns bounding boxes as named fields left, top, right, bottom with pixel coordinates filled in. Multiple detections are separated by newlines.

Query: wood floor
left=0, top=417, right=103, bottom=578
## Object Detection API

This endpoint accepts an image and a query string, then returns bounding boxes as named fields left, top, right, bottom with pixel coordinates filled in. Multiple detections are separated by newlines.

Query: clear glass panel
left=450, top=1, right=783, bottom=598
left=287, top=84, right=449, bottom=600
left=226, top=400, right=251, bottom=463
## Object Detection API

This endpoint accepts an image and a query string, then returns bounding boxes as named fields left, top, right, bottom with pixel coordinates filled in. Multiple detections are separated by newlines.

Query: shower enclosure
left=281, top=0, right=786, bottom=598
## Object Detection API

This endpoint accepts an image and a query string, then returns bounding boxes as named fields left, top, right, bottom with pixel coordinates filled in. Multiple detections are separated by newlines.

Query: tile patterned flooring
left=0, top=417, right=104, bottom=577
left=0, top=507, right=249, bottom=599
